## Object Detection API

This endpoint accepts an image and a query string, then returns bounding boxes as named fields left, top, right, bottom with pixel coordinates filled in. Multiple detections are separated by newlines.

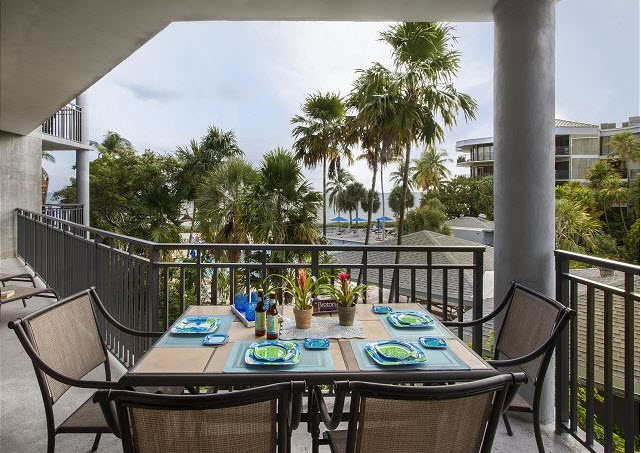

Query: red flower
left=337, top=272, right=350, bottom=282
left=338, top=272, right=350, bottom=295
left=297, top=268, right=307, bottom=290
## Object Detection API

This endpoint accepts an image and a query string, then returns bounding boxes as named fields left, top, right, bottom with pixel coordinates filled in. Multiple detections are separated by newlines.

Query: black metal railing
left=16, top=208, right=486, bottom=367
left=41, top=103, right=82, bottom=142
left=42, top=203, right=83, bottom=224
left=555, top=250, right=640, bottom=453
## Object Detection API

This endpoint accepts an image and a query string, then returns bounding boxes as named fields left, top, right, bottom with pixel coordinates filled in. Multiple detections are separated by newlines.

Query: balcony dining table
left=119, top=302, right=498, bottom=452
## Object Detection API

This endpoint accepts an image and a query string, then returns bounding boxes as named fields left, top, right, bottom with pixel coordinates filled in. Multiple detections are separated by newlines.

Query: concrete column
left=75, top=93, right=90, bottom=226
left=494, top=0, right=556, bottom=421
left=0, top=132, right=42, bottom=258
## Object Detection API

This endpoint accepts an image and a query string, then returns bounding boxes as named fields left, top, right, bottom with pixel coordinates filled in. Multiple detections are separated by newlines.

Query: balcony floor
left=0, top=257, right=585, bottom=452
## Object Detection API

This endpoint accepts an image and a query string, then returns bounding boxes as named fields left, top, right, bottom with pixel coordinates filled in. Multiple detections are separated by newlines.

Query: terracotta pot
left=337, top=305, right=356, bottom=326
left=293, top=306, right=313, bottom=329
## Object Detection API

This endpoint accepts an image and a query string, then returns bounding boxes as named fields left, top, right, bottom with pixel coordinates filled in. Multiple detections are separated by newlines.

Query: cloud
left=45, top=1, right=640, bottom=197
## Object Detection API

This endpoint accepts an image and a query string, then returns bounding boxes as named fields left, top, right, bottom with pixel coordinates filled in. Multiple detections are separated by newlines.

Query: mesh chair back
left=27, top=293, right=106, bottom=402
left=496, top=286, right=562, bottom=382
left=355, top=393, right=494, bottom=453
left=128, top=400, right=277, bottom=453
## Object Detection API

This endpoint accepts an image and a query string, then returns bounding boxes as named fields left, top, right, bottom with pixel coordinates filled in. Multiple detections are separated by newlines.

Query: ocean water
left=320, top=192, right=422, bottom=223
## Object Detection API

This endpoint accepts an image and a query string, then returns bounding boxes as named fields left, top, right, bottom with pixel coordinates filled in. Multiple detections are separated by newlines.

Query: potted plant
left=323, top=272, right=369, bottom=326
left=276, top=268, right=323, bottom=329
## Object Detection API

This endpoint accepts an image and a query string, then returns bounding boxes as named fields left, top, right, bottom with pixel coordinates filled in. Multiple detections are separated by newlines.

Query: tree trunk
left=364, top=153, right=378, bottom=245
left=322, top=156, right=327, bottom=237
left=189, top=204, right=197, bottom=244
left=380, top=160, right=386, bottom=241
left=388, top=143, right=412, bottom=303
left=619, top=205, right=628, bottom=233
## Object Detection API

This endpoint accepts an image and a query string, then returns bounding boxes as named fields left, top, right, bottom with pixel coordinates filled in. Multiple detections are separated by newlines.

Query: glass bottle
left=255, top=289, right=266, bottom=336
left=266, top=291, right=279, bottom=340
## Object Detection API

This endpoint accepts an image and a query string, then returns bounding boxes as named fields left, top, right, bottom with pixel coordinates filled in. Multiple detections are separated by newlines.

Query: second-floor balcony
left=41, top=103, right=82, bottom=142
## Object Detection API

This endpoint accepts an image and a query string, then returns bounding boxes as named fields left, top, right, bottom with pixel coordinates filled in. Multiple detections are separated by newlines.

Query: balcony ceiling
left=0, top=0, right=497, bottom=136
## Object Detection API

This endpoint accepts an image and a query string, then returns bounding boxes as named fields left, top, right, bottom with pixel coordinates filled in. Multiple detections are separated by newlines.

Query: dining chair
left=313, top=373, right=527, bottom=453
left=8, top=287, right=166, bottom=453
left=94, top=381, right=306, bottom=453
left=442, top=282, right=575, bottom=453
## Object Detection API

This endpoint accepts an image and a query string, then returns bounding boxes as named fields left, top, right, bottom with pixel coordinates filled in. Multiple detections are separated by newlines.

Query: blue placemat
left=379, top=309, right=455, bottom=340
left=223, top=341, right=333, bottom=373
left=155, top=315, right=235, bottom=348
left=349, top=339, right=469, bottom=371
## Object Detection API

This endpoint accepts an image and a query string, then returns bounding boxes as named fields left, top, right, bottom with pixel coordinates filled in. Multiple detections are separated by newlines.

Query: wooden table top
left=121, top=303, right=494, bottom=387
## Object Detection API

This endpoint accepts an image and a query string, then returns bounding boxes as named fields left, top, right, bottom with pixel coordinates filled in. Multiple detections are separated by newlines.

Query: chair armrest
left=289, top=383, right=305, bottom=431
left=312, top=385, right=347, bottom=431
left=441, top=289, right=513, bottom=328
left=89, top=287, right=163, bottom=337
left=93, top=390, right=122, bottom=437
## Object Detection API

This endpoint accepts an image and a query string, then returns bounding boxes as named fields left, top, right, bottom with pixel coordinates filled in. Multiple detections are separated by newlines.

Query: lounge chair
left=94, top=381, right=305, bottom=453
left=443, top=282, right=575, bottom=453
left=314, top=373, right=527, bottom=453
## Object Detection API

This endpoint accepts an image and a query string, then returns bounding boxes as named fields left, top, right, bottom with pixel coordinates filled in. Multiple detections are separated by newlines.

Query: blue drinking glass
left=245, top=296, right=256, bottom=322
left=234, top=293, right=247, bottom=313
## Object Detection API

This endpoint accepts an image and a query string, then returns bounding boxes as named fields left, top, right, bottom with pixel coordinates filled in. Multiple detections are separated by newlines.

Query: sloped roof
left=446, top=216, right=495, bottom=230
left=571, top=268, right=640, bottom=390
left=333, top=230, right=492, bottom=304
left=555, top=119, right=599, bottom=129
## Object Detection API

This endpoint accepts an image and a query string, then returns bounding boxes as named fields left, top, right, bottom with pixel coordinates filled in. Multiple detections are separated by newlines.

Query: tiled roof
left=571, top=268, right=640, bottom=390
left=332, top=230, right=492, bottom=305
left=446, top=216, right=495, bottom=230
left=555, top=119, right=599, bottom=129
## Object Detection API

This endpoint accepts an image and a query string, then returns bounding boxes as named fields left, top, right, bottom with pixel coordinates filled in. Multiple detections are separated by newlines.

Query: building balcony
left=38, top=103, right=92, bottom=151
left=0, top=209, right=636, bottom=453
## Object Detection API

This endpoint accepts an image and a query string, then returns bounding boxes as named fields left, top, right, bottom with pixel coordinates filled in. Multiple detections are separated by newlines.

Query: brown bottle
left=266, top=291, right=279, bottom=340
left=255, top=289, right=266, bottom=336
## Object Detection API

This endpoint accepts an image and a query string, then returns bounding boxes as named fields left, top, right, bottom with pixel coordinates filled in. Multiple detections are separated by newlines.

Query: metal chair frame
left=314, top=373, right=527, bottom=453
left=94, top=381, right=305, bottom=453
left=442, top=282, right=575, bottom=453
left=8, top=287, right=164, bottom=453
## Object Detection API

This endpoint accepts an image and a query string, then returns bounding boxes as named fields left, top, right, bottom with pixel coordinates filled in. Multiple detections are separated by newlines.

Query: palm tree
left=412, top=146, right=451, bottom=192
left=196, top=157, right=257, bottom=261
left=599, top=174, right=630, bottom=233
left=586, top=160, right=617, bottom=231
left=390, top=164, right=416, bottom=190
left=347, top=64, right=401, bottom=244
left=555, top=198, right=602, bottom=254
left=327, top=169, right=354, bottom=217
left=174, top=126, right=242, bottom=242
left=608, top=131, right=640, bottom=181
left=242, top=148, right=322, bottom=248
left=341, top=182, right=368, bottom=225
left=291, top=92, right=352, bottom=237
left=90, top=131, right=133, bottom=155
left=379, top=22, right=477, bottom=301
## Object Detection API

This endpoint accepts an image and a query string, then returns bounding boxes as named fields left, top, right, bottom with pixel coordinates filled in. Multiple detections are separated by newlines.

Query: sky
left=44, top=0, right=640, bottom=196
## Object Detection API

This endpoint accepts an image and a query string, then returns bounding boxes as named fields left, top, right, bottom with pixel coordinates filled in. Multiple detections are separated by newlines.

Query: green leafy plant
left=270, top=269, right=326, bottom=310
left=321, top=272, right=370, bottom=307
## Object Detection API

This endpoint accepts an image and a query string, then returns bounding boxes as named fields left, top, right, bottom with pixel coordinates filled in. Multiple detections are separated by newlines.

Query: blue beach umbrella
left=352, top=217, right=366, bottom=223
left=376, top=216, right=394, bottom=222
left=331, top=216, right=348, bottom=222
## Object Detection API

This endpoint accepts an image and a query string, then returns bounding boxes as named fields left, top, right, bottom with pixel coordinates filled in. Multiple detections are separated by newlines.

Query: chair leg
left=533, top=409, right=545, bottom=453
left=22, top=298, right=27, bottom=308
left=47, top=433, right=56, bottom=453
left=503, top=413, right=513, bottom=436
left=91, top=433, right=102, bottom=451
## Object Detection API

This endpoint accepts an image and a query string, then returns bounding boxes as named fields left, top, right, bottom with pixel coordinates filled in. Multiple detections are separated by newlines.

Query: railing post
left=311, top=249, right=319, bottom=278
left=148, top=247, right=160, bottom=331
left=472, top=250, right=483, bottom=355
left=554, top=251, right=570, bottom=433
